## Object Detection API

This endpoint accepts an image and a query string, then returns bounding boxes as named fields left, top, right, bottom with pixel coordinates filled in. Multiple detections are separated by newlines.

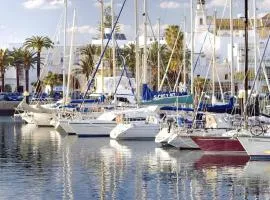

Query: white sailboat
left=237, top=136, right=270, bottom=160
left=69, top=106, right=158, bottom=137
left=110, top=113, right=160, bottom=140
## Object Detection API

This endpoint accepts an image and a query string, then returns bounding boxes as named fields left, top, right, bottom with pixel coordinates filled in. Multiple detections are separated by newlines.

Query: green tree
left=21, top=49, right=38, bottom=103
left=147, top=42, right=170, bottom=89
left=234, top=70, right=255, bottom=81
left=0, top=49, right=13, bottom=92
left=121, top=44, right=136, bottom=76
left=76, top=44, right=98, bottom=80
left=165, top=25, right=188, bottom=85
left=11, top=48, right=24, bottom=92
left=23, top=36, right=54, bottom=79
left=98, top=5, right=121, bottom=34
left=43, top=71, right=62, bottom=96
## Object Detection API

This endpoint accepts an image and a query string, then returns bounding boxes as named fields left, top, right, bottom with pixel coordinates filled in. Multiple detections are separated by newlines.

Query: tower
left=195, top=0, right=207, bottom=32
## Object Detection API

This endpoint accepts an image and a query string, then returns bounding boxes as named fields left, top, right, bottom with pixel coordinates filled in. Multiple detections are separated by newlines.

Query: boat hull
left=168, top=133, right=199, bottom=149
left=191, top=136, right=245, bottom=152
left=155, top=127, right=173, bottom=146
left=238, top=136, right=270, bottom=160
left=69, top=120, right=116, bottom=137
left=110, top=123, right=159, bottom=140
left=55, top=120, right=75, bottom=134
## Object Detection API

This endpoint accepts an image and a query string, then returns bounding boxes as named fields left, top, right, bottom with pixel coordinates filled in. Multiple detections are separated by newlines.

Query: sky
left=1, top=0, right=270, bottom=47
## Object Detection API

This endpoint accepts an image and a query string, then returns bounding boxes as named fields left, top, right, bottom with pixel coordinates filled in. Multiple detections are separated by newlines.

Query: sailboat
left=191, top=0, right=270, bottom=153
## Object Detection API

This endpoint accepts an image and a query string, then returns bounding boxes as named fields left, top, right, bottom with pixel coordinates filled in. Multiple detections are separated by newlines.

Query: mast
left=135, top=0, right=140, bottom=101
left=190, top=0, right=194, bottom=94
left=212, top=10, right=217, bottom=104
left=143, top=0, right=148, bottom=84
left=111, top=0, right=116, bottom=104
left=183, top=16, right=186, bottom=86
left=63, top=0, right=67, bottom=103
left=100, top=0, right=104, bottom=94
left=244, top=0, right=248, bottom=128
left=66, top=9, right=76, bottom=101
left=230, top=0, right=234, bottom=95
left=157, top=18, right=161, bottom=90
left=253, top=0, right=258, bottom=92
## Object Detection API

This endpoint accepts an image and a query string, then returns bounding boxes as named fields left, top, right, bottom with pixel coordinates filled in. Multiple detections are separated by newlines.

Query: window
left=200, top=18, right=203, bottom=25
left=225, top=74, right=228, bottom=80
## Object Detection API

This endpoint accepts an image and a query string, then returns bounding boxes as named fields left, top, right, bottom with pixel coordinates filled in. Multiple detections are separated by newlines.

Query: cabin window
left=200, top=18, right=203, bottom=25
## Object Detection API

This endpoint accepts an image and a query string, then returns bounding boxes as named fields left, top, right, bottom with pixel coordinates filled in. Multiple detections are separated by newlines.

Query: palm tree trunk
left=1, top=70, right=5, bottom=92
left=25, top=69, right=29, bottom=104
left=37, top=51, right=41, bottom=79
left=16, top=66, right=20, bottom=92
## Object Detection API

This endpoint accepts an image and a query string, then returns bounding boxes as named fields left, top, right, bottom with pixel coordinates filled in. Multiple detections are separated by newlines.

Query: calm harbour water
left=0, top=118, right=270, bottom=200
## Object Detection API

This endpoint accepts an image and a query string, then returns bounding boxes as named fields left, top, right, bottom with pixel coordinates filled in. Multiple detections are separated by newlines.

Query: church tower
left=195, top=0, right=207, bottom=32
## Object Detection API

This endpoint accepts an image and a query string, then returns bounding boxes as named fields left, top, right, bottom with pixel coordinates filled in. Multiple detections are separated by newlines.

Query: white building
left=188, top=0, right=270, bottom=93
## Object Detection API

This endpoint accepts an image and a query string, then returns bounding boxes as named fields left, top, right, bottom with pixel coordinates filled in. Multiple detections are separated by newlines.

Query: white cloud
left=0, top=25, right=6, bottom=30
left=160, top=1, right=180, bottom=9
left=258, top=0, right=270, bottom=9
left=23, top=0, right=71, bottom=10
left=209, top=0, right=227, bottom=7
left=67, top=25, right=97, bottom=35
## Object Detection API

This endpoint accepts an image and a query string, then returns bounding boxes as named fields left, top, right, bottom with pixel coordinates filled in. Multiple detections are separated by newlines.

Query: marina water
left=0, top=118, right=270, bottom=199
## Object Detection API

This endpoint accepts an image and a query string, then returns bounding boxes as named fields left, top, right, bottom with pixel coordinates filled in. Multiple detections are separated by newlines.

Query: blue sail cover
left=199, top=97, right=235, bottom=113
left=142, top=84, right=188, bottom=101
left=160, top=97, right=234, bottom=113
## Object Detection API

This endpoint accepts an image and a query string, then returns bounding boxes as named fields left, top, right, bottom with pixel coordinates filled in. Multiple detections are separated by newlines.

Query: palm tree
left=147, top=42, right=169, bottom=88
left=23, top=36, right=54, bottom=79
left=165, top=25, right=185, bottom=83
left=21, top=49, right=38, bottom=103
left=11, top=48, right=24, bottom=92
left=194, top=76, right=209, bottom=106
left=121, top=44, right=136, bottom=76
left=77, top=44, right=98, bottom=80
left=43, top=71, right=62, bottom=96
left=0, top=49, right=13, bottom=92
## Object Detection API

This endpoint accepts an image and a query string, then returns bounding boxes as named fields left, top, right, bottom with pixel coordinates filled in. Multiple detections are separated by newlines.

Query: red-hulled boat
left=191, top=136, right=245, bottom=152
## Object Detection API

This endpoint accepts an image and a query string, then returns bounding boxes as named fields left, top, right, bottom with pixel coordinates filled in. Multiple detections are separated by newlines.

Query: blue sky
left=1, top=0, right=270, bottom=47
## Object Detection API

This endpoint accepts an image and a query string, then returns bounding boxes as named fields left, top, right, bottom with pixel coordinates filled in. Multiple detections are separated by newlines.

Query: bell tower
left=195, top=0, right=207, bottom=32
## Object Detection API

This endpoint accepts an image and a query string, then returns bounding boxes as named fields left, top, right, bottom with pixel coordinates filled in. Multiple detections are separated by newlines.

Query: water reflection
left=1, top=120, right=270, bottom=199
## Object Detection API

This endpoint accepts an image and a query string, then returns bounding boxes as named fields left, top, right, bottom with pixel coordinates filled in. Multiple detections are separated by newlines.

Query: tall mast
left=100, top=0, right=104, bottom=94
left=143, top=0, right=148, bottom=84
left=183, top=16, right=186, bottom=86
left=111, top=0, right=116, bottom=104
left=63, top=0, right=67, bottom=103
left=157, top=18, right=161, bottom=89
left=212, top=10, right=217, bottom=104
left=190, top=0, right=194, bottom=94
left=230, top=0, right=234, bottom=95
left=244, top=0, right=248, bottom=128
left=66, top=9, right=76, bottom=101
left=135, top=0, right=140, bottom=101
left=253, top=0, right=258, bottom=92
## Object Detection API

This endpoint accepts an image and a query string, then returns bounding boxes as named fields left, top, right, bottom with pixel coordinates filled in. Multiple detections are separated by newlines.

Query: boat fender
left=116, top=115, right=123, bottom=124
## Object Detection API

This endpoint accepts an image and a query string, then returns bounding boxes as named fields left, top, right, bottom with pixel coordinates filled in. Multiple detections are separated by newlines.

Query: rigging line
left=34, top=10, right=64, bottom=102
left=146, top=14, right=156, bottom=41
left=245, top=31, right=270, bottom=110
left=173, top=63, right=184, bottom=91
left=159, top=25, right=182, bottom=90
left=248, top=16, right=270, bottom=92
left=80, top=0, right=127, bottom=108
left=193, top=16, right=213, bottom=73
left=191, top=59, right=212, bottom=129
left=113, top=40, right=137, bottom=101
left=214, top=63, right=225, bottom=102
